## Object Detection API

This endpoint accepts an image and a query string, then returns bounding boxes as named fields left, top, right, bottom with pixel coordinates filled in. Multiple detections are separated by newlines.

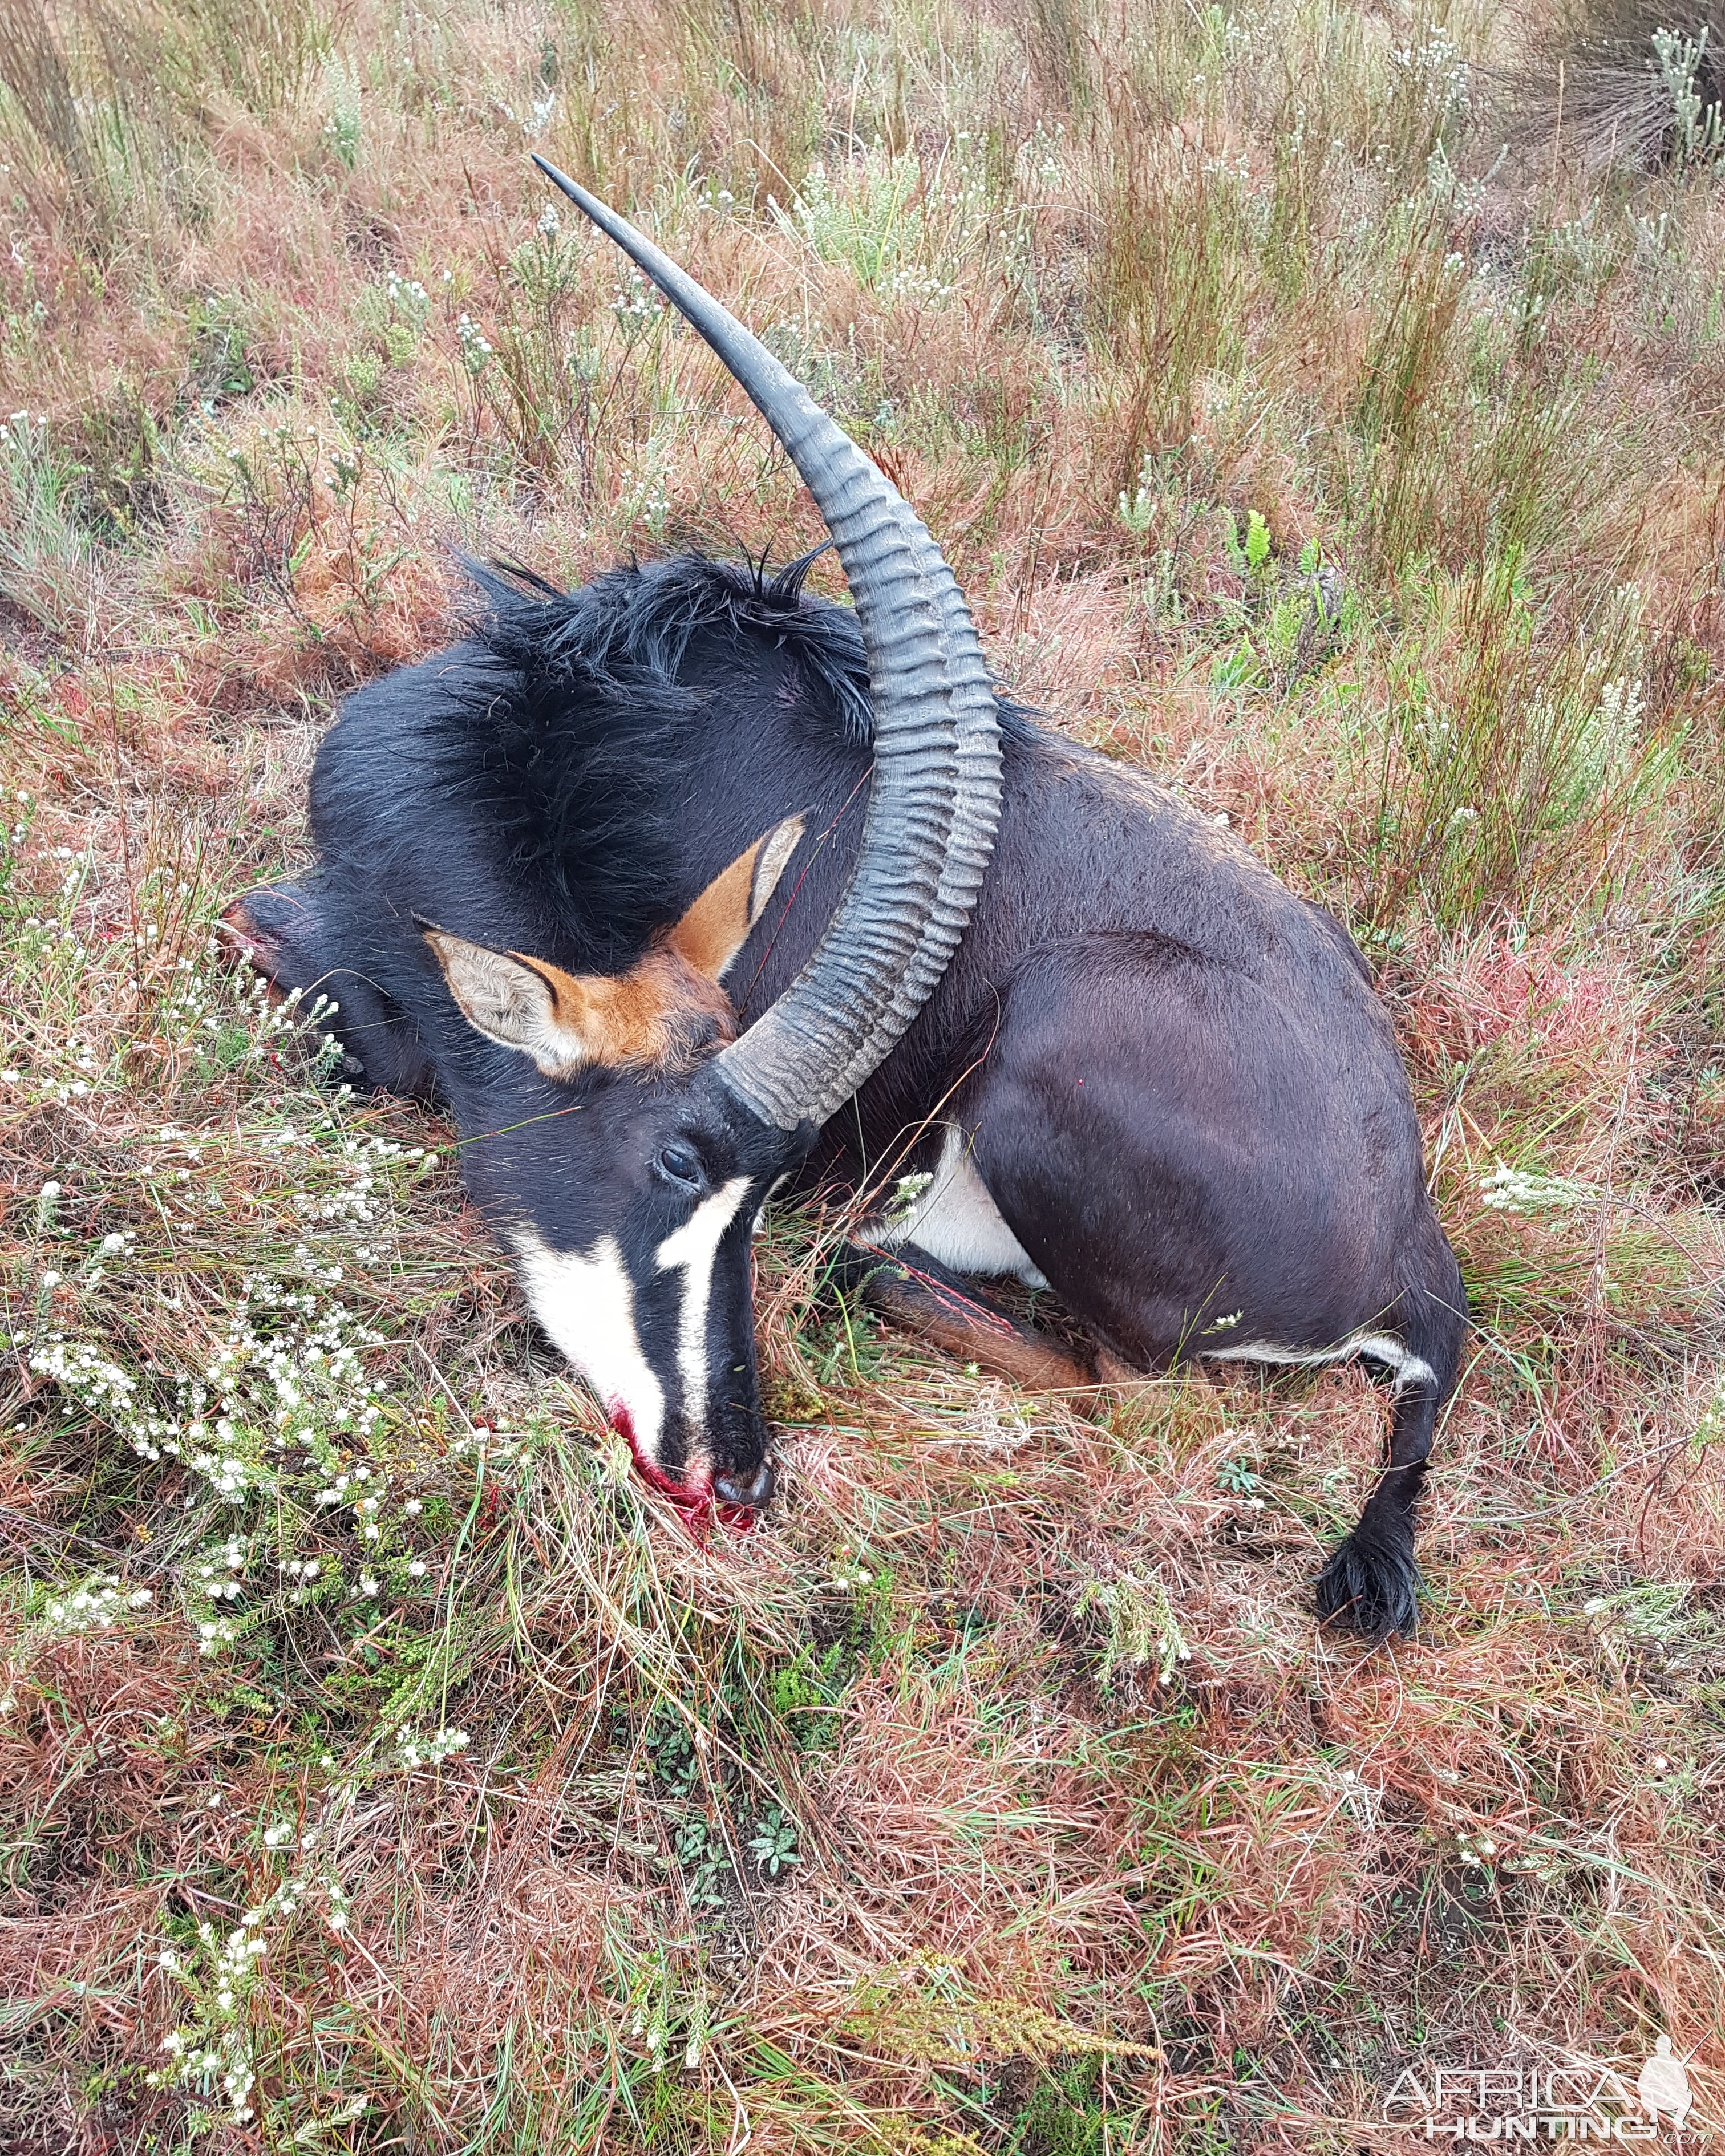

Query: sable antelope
left=224, top=161, right=1465, bottom=1639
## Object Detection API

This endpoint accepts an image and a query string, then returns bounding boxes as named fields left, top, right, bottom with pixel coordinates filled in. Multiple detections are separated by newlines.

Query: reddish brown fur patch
left=519, top=946, right=738, bottom=1071
left=424, top=822, right=801, bottom=1078
left=665, top=838, right=762, bottom=982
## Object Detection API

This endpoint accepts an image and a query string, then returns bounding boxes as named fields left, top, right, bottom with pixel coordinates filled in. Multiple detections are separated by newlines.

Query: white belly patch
left=874, top=1126, right=1047, bottom=1287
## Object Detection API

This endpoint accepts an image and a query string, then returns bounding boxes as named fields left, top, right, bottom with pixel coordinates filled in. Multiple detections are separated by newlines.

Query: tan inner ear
left=420, top=927, right=587, bottom=1077
left=422, top=925, right=737, bottom=1079
left=420, top=815, right=804, bottom=1078
left=667, top=813, right=805, bottom=983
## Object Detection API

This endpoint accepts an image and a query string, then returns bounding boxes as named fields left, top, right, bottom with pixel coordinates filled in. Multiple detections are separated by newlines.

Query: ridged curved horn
left=533, top=157, right=1002, bottom=1132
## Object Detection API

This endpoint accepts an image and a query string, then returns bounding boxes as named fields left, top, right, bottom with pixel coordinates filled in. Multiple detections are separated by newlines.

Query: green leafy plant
left=747, top=1806, right=801, bottom=1877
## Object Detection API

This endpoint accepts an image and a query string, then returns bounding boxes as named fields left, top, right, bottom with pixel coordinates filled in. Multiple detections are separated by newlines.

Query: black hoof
left=1314, top=1521, right=1422, bottom=1642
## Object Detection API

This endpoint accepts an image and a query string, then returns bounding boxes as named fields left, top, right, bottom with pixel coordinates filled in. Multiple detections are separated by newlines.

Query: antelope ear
left=667, top=814, right=806, bottom=984
left=418, top=919, right=601, bottom=1079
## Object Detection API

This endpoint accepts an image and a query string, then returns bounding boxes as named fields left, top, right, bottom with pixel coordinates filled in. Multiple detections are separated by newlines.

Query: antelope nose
left=712, top=1461, right=776, bottom=1511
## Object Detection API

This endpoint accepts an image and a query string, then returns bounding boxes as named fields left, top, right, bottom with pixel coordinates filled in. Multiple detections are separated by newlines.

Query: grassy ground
left=1, top=0, right=1723, bottom=2147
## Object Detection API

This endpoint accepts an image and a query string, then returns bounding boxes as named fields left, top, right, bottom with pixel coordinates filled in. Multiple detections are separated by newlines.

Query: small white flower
left=1480, top=1162, right=1593, bottom=1216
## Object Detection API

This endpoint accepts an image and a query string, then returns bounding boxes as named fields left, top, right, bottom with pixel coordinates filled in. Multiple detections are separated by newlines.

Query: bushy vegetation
left=1, top=0, right=1722, bottom=2147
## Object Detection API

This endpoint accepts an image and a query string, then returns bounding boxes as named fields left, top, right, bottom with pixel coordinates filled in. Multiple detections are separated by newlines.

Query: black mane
left=469, top=545, right=874, bottom=742
left=309, top=545, right=1038, bottom=984
left=418, top=549, right=874, bottom=967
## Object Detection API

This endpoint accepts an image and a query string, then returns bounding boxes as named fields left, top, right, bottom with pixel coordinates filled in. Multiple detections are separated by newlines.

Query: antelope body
left=226, top=165, right=1465, bottom=1639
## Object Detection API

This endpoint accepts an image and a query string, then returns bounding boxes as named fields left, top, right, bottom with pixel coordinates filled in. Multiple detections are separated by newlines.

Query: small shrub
left=1502, top=0, right=1725, bottom=172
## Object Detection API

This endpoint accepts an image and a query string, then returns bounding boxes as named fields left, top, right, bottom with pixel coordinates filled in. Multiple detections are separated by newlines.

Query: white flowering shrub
left=31, top=1276, right=388, bottom=1489
left=455, top=310, right=494, bottom=375
left=149, top=1792, right=359, bottom=2125
left=394, top=1724, right=470, bottom=1769
left=36, top=1573, right=153, bottom=1638
left=379, top=269, right=431, bottom=367
left=1479, top=1162, right=1596, bottom=1215
left=6, top=859, right=473, bottom=1683
left=780, top=137, right=1033, bottom=305
left=25, top=1267, right=414, bottom=1665
left=609, top=265, right=666, bottom=326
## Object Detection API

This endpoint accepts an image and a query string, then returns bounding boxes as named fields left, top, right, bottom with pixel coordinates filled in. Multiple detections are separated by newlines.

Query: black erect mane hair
left=465, top=545, right=876, bottom=742
left=426, top=547, right=1033, bottom=970
left=435, top=548, right=874, bottom=967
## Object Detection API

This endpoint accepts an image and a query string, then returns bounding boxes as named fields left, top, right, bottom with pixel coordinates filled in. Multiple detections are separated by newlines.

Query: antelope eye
left=655, top=1143, right=702, bottom=1189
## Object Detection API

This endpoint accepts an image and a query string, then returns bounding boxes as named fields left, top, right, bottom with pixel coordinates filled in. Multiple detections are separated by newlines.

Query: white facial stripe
left=510, top=1229, right=666, bottom=1456
left=655, top=1176, right=754, bottom=1443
